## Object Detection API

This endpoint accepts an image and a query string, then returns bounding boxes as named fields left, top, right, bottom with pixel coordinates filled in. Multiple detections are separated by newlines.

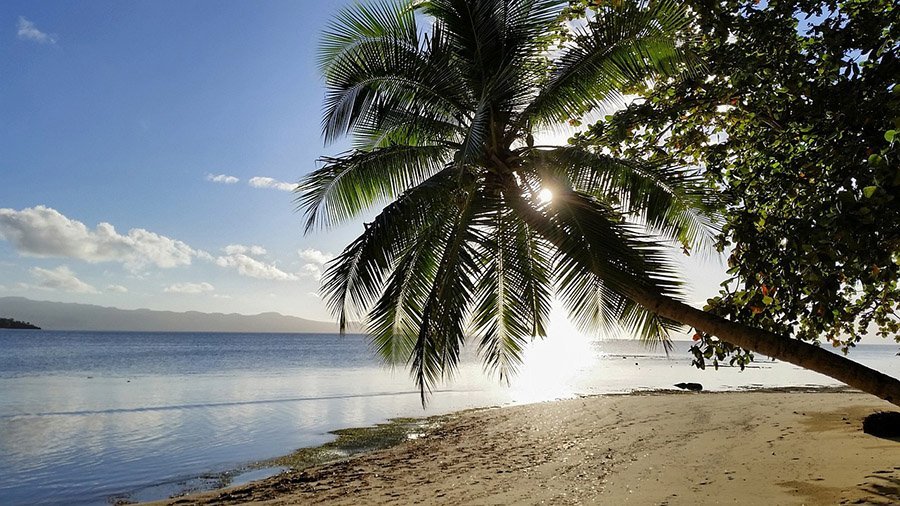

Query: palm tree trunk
left=630, top=287, right=900, bottom=407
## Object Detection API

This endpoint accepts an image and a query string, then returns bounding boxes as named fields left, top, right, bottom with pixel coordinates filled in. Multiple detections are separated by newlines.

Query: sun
left=537, top=188, right=553, bottom=204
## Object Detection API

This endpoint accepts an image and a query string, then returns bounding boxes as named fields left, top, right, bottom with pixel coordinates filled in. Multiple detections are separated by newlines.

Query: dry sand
left=152, top=390, right=899, bottom=505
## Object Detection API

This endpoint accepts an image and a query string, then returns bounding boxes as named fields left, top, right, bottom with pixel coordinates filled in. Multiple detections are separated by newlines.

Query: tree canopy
left=0, top=318, right=40, bottom=330
left=573, top=0, right=899, bottom=367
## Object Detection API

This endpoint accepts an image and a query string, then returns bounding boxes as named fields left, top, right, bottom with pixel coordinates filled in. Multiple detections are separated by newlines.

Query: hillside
left=0, top=297, right=341, bottom=333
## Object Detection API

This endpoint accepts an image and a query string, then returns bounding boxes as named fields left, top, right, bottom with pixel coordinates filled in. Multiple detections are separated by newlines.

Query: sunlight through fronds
left=299, top=0, right=714, bottom=402
left=537, top=188, right=553, bottom=204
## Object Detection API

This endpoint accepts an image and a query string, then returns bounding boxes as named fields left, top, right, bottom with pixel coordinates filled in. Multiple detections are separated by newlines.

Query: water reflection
left=509, top=331, right=598, bottom=403
left=1, top=331, right=896, bottom=505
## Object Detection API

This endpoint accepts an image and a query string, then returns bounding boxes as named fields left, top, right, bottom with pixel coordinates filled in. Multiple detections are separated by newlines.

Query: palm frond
left=320, top=3, right=470, bottom=144
left=412, top=181, right=484, bottom=401
left=366, top=213, right=444, bottom=365
left=319, top=0, right=417, bottom=74
left=297, top=144, right=450, bottom=231
left=520, top=0, right=698, bottom=128
left=469, top=193, right=553, bottom=380
left=458, top=97, right=491, bottom=164
left=419, top=0, right=563, bottom=122
left=320, top=168, right=459, bottom=332
left=352, top=106, right=465, bottom=150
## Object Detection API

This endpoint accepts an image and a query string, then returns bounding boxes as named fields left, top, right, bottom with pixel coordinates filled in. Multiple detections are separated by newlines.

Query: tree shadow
left=860, top=474, right=900, bottom=504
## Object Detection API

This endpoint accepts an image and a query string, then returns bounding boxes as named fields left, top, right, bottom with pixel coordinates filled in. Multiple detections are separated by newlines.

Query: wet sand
left=149, top=390, right=899, bottom=505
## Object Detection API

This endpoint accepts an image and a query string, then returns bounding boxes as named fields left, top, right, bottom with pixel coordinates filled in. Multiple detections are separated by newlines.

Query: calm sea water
left=0, top=330, right=897, bottom=505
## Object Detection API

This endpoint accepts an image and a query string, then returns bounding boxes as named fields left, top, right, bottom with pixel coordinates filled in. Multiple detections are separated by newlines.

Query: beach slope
left=154, top=391, right=899, bottom=505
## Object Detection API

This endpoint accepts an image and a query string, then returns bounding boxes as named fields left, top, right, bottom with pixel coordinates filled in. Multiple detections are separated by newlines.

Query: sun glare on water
left=507, top=312, right=597, bottom=403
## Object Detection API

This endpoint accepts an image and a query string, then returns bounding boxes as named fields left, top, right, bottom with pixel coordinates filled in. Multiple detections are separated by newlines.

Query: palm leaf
left=320, top=3, right=471, bottom=144
left=412, top=180, right=484, bottom=400
left=320, top=168, right=459, bottom=332
left=319, top=0, right=417, bottom=73
left=366, top=212, right=446, bottom=365
left=297, top=144, right=450, bottom=231
left=469, top=192, right=553, bottom=380
left=521, top=0, right=698, bottom=128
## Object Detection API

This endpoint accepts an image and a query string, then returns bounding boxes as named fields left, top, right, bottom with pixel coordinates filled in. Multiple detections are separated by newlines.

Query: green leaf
left=762, top=295, right=774, bottom=305
left=862, top=186, right=878, bottom=198
left=886, top=130, right=897, bottom=143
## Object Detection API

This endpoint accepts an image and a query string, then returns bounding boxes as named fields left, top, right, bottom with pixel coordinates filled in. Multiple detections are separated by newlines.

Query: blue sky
left=0, top=1, right=726, bottom=326
left=0, top=1, right=371, bottom=320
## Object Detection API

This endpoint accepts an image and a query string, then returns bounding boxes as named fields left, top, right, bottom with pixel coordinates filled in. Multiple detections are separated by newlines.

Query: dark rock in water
left=863, top=411, right=900, bottom=438
left=674, top=382, right=703, bottom=392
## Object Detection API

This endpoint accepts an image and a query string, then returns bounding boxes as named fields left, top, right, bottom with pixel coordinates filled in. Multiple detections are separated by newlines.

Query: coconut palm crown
left=297, top=0, right=718, bottom=400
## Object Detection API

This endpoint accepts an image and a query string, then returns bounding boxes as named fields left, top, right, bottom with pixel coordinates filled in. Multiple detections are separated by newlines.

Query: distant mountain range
left=0, top=297, right=345, bottom=333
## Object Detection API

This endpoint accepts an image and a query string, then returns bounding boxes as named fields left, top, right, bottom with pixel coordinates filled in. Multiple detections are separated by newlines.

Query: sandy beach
left=146, top=389, right=899, bottom=505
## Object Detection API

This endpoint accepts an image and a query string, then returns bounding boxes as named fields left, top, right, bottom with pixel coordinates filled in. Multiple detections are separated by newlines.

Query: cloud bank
left=0, top=206, right=207, bottom=270
left=0, top=208, right=332, bottom=301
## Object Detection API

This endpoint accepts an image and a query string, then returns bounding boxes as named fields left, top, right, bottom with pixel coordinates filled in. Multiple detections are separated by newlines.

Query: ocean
left=0, top=330, right=897, bottom=505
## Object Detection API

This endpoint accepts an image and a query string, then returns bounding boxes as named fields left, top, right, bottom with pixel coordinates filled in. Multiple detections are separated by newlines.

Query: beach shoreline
left=144, top=388, right=900, bottom=505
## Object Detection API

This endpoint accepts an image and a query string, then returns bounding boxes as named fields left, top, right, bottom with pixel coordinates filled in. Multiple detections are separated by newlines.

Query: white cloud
left=215, top=245, right=299, bottom=281
left=248, top=176, right=296, bottom=192
left=223, top=244, right=267, bottom=256
left=0, top=206, right=205, bottom=270
left=30, top=266, right=97, bottom=293
left=164, top=282, right=214, bottom=294
left=17, top=17, right=57, bottom=44
left=298, top=248, right=333, bottom=265
left=298, top=248, right=333, bottom=280
left=301, top=263, right=324, bottom=280
left=206, top=173, right=239, bottom=184
left=105, top=284, right=128, bottom=293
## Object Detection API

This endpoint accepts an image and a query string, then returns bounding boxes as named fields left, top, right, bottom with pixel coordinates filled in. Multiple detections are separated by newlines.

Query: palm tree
left=298, top=0, right=900, bottom=406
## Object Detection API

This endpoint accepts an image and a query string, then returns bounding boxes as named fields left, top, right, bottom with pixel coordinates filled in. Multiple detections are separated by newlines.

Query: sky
left=0, top=1, right=726, bottom=327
